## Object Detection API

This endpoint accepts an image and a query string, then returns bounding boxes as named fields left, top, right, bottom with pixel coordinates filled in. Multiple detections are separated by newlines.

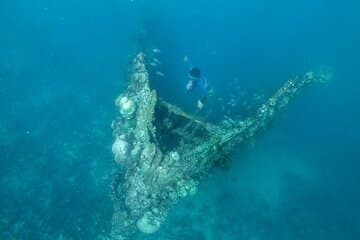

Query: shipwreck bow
left=110, top=52, right=330, bottom=239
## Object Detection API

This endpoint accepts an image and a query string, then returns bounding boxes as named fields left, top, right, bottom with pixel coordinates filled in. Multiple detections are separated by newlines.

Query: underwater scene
left=0, top=0, right=359, bottom=239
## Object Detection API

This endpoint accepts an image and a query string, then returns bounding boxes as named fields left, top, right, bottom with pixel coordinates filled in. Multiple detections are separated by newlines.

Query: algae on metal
left=110, top=52, right=330, bottom=239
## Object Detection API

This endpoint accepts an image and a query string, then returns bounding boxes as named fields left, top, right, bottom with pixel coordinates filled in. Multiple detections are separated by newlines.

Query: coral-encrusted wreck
left=110, top=52, right=330, bottom=239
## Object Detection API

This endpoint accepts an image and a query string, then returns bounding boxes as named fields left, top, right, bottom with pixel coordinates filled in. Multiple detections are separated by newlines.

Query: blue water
left=0, top=0, right=359, bottom=239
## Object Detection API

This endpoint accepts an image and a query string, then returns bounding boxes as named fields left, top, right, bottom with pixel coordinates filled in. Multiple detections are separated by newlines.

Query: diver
left=184, top=56, right=211, bottom=110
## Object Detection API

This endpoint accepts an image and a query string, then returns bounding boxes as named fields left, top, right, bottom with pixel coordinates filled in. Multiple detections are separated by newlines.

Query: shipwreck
left=109, top=51, right=330, bottom=239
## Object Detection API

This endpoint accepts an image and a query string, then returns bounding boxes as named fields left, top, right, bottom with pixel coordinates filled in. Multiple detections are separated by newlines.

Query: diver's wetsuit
left=186, top=64, right=210, bottom=109
left=186, top=62, right=208, bottom=90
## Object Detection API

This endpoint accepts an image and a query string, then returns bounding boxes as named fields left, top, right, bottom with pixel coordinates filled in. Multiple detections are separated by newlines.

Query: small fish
left=197, top=100, right=204, bottom=110
left=156, top=71, right=165, bottom=77
left=152, top=57, right=161, bottom=64
left=227, top=98, right=237, bottom=107
left=152, top=48, right=161, bottom=53
left=150, top=62, right=158, bottom=67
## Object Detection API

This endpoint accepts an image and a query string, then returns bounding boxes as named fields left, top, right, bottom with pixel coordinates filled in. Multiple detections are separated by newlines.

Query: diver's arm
left=184, top=56, right=193, bottom=70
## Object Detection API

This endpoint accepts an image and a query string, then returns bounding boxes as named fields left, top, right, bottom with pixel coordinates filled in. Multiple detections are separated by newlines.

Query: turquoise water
left=0, top=0, right=359, bottom=239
